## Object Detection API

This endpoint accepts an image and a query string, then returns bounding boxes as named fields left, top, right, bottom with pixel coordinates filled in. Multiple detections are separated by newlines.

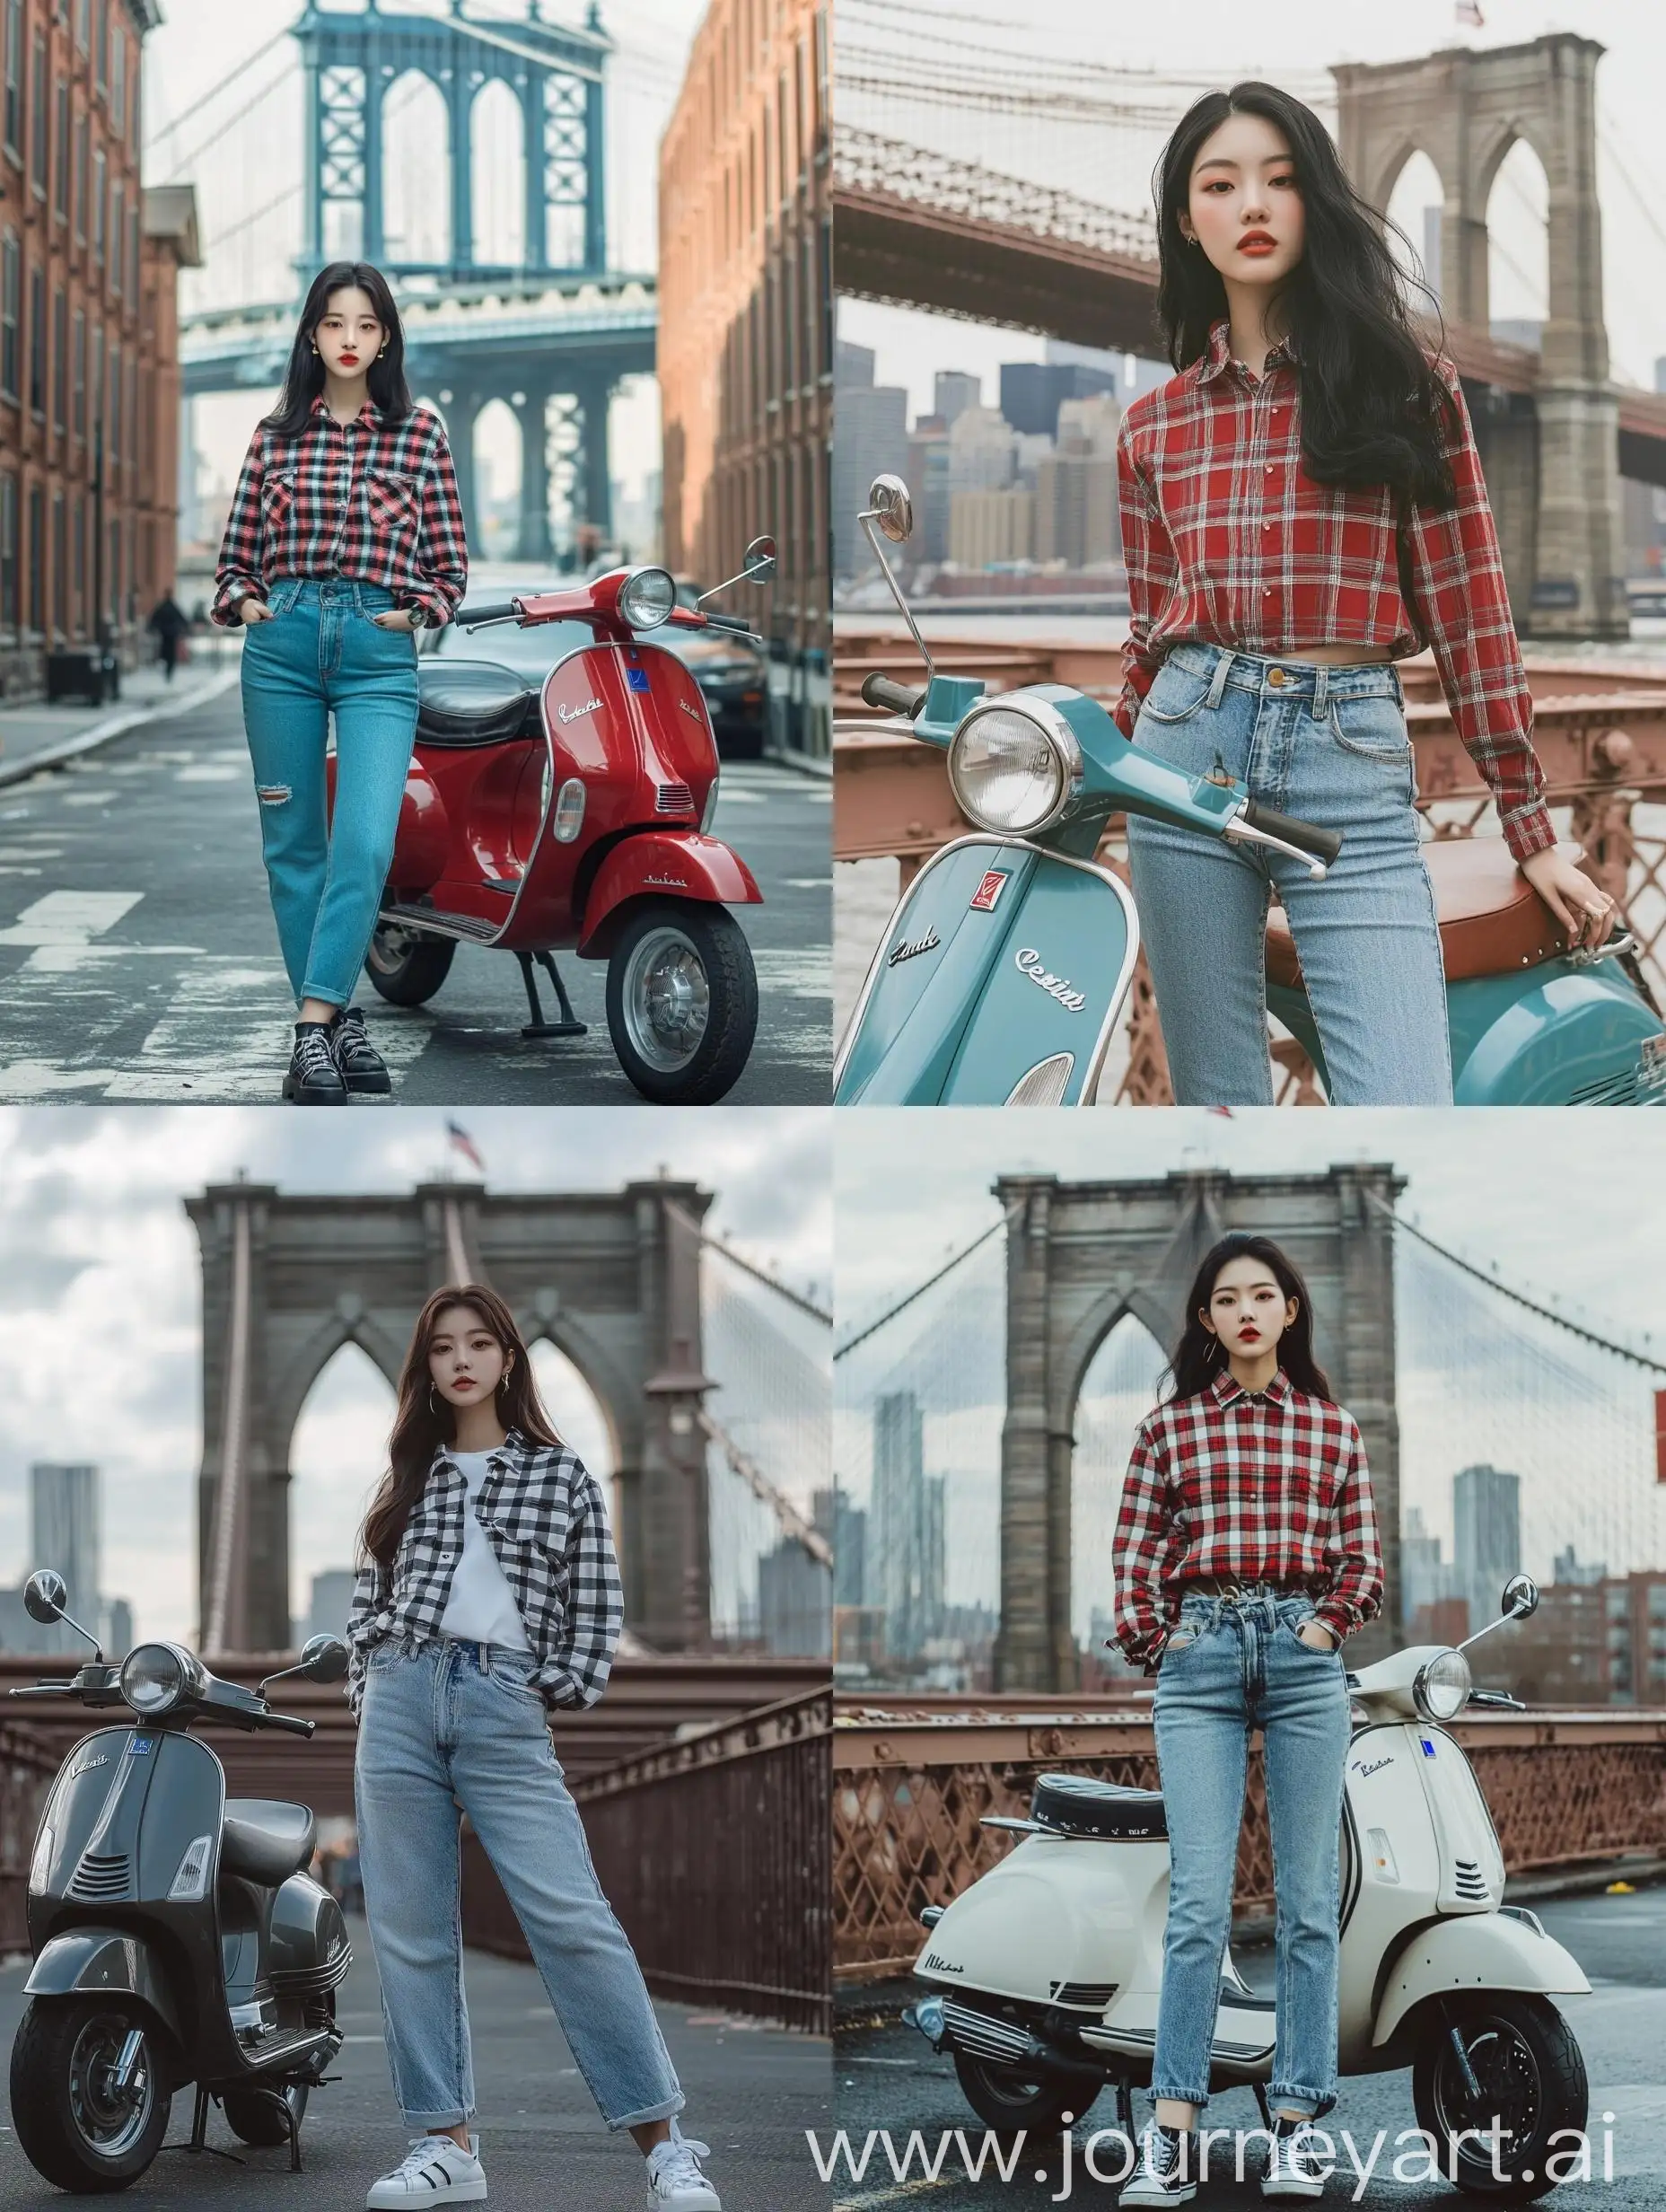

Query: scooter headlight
left=617, top=566, right=677, bottom=631
left=948, top=695, right=1081, bottom=836
left=120, top=1641, right=200, bottom=1716
left=1413, top=1646, right=1472, bottom=1723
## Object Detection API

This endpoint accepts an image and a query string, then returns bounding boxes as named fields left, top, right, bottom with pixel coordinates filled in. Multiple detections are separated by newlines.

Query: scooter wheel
left=1411, top=1990, right=1587, bottom=2201
left=9, top=1995, right=172, bottom=2191
left=952, top=2049, right=1099, bottom=2142
left=364, top=921, right=457, bottom=1006
left=605, top=899, right=758, bottom=1104
left=223, top=2079, right=310, bottom=2146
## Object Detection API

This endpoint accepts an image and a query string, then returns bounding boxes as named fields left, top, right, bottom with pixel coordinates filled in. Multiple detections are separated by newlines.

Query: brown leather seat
left=1266, top=838, right=1578, bottom=989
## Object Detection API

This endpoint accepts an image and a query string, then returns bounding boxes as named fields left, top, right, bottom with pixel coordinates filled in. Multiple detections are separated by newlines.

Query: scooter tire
left=605, top=900, right=758, bottom=1104
left=9, top=1995, right=172, bottom=2192
left=364, top=924, right=457, bottom=1007
left=951, top=2049, right=1100, bottom=2142
left=223, top=2079, right=310, bottom=2146
left=1410, top=1990, right=1587, bottom=2201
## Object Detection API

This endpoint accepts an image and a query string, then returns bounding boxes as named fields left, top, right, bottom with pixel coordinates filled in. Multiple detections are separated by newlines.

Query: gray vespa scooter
left=8, top=1568, right=353, bottom=2192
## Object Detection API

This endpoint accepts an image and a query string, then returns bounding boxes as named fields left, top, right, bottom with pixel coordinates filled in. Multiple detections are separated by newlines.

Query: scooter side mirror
left=1501, top=1573, right=1539, bottom=1620
left=297, top=1635, right=350, bottom=1684
left=866, top=474, right=914, bottom=545
left=741, top=534, right=777, bottom=582
left=23, top=1568, right=67, bottom=1623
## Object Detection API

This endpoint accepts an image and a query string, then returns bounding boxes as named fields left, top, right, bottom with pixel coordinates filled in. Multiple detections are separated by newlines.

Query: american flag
left=446, top=1119, right=485, bottom=1172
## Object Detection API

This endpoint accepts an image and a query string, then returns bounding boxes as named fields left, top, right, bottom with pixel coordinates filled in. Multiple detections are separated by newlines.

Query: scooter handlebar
left=260, top=1711, right=317, bottom=1737
left=1240, top=801, right=1343, bottom=866
left=861, top=672, right=927, bottom=718
left=454, top=601, right=519, bottom=627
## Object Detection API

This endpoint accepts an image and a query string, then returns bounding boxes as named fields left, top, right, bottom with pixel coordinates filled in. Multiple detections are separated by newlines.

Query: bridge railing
left=463, top=1687, right=832, bottom=2033
left=0, top=1718, right=62, bottom=1953
left=833, top=1700, right=1666, bottom=1981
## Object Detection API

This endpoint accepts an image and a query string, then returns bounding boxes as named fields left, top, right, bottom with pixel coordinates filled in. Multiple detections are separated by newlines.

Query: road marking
left=0, top=891, right=143, bottom=944
left=752, top=947, right=833, bottom=1000
left=176, top=764, right=241, bottom=782
left=106, top=964, right=433, bottom=1100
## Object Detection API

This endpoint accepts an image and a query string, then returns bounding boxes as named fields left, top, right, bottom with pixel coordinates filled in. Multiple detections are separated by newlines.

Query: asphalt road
left=0, top=1911, right=834, bottom=2208
left=831, top=1885, right=1666, bottom=2209
left=0, top=689, right=831, bottom=1104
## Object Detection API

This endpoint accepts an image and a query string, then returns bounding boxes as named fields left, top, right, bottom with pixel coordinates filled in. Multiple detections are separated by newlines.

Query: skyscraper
left=1453, top=1463, right=1522, bottom=1638
left=31, top=1462, right=100, bottom=1656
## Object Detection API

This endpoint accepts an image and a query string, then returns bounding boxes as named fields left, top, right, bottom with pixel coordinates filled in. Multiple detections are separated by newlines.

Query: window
left=72, top=490, right=83, bottom=619
left=109, top=24, right=121, bottom=132
left=92, top=0, right=104, bottom=92
left=53, top=79, right=66, bottom=214
left=27, top=481, right=44, bottom=632
left=51, top=283, right=64, bottom=430
left=92, top=144, right=103, bottom=262
left=3, top=0, right=20, bottom=154
left=73, top=110, right=84, bottom=241
left=29, top=30, right=45, bottom=191
left=0, top=230, right=17, bottom=400
left=88, top=316, right=101, bottom=441
left=28, top=263, right=43, bottom=413
left=126, top=200, right=136, bottom=301
left=107, top=335, right=118, bottom=460
left=51, top=487, right=64, bottom=636
left=110, top=176, right=120, bottom=294
left=71, top=304, right=82, bottom=434
left=75, top=0, right=87, bottom=53
left=0, top=471, right=14, bottom=631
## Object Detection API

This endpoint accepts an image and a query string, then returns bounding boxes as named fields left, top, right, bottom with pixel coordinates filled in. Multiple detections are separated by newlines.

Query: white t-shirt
left=438, top=1448, right=534, bottom=1652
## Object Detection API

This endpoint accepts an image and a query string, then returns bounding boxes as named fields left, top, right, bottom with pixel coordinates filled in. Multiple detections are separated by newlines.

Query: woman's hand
left=238, top=597, right=274, bottom=625
left=1296, top=1619, right=1338, bottom=1652
left=372, top=606, right=417, bottom=631
left=1520, top=848, right=1618, bottom=949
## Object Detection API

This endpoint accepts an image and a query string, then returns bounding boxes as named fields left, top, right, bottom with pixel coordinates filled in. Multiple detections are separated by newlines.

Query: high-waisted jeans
left=1149, top=1588, right=1354, bottom=2123
left=1124, top=641, right=1452, bottom=1105
left=238, top=575, right=420, bottom=1008
left=353, top=1634, right=685, bottom=2133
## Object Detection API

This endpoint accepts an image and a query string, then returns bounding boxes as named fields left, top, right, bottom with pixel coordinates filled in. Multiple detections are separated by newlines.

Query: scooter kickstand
left=1252, top=2082, right=1274, bottom=2131
left=161, top=2083, right=246, bottom=2164
left=515, top=951, right=587, bottom=1040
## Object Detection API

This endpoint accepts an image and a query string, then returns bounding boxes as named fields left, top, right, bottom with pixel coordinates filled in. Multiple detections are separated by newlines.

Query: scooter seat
left=220, top=1799, right=318, bottom=1887
left=1266, top=836, right=1580, bottom=989
left=416, top=660, right=539, bottom=746
left=1030, top=1772, right=1167, bottom=1839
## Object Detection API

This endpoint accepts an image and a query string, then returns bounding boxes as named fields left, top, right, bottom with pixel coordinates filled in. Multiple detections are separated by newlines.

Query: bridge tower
left=293, top=0, right=617, bottom=557
left=992, top=1166, right=1406, bottom=1692
left=1334, top=32, right=1627, bottom=641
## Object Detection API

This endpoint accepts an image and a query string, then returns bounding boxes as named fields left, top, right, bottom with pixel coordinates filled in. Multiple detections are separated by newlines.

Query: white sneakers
left=365, top=2129, right=488, bottom=2207
left=644, top=2118, right=723, bottom=2208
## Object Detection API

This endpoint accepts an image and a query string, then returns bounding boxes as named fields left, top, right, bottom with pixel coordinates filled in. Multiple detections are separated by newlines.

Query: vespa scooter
left=351, top=541, right=779, bottom=1104
left=836, top=474, right=1666, bottom=1107
left=7, top=1568, right=353, bottom=2193
left=901, top=1575, right=1590, bottom=2202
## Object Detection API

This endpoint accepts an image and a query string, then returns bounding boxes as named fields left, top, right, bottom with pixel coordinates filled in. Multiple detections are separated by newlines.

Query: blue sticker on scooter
left=127, top=1737, right=153, bottom=1755
left=1419, top=1738, right=1436, bottom=1757
left=627, top=667, right=651, bottom=692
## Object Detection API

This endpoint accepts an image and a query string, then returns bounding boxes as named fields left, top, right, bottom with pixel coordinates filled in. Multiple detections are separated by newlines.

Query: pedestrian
left=210, top=259, right=468, bottom=1105
left=1109, top=1233, right=1383, bottom=2206
left=1116, top=83, right=1617, bottom=1105
left=146, top=589, right=189, bottom=680
left=346, top=1285, right=720, bottom=2212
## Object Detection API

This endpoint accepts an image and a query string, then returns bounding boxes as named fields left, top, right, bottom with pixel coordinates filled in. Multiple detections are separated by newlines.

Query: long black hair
left=262, top=261, right=412, bottom=438
left=1153, top=82, right=1458, bottom=510
left=1162, top=1233, right=1334, bottom=1406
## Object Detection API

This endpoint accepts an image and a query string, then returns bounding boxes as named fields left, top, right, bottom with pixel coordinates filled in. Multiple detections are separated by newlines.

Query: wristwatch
left=405, top=603, right=430, bottom=630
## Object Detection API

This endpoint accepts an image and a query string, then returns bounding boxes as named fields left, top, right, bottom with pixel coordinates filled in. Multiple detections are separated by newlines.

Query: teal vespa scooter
left=834, top=475, right=1666, bottom=1107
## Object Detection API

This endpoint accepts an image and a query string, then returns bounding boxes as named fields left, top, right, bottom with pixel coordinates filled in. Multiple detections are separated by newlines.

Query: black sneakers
left=1118, top=2121, right=1198, bottom=2206
left=283, top=1021, right=348, bottom=1104
left=330, top=1005, right=392, bottom=1094
left=1262, top=2115, right=1328, bottom=2199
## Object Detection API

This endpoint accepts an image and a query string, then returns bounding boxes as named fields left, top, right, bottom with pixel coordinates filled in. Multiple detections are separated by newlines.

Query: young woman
left=1109, top=1234, right=1383, bottom=2206
left=346, top=1286, right=720, bottom=2211
left=1115, top=84, right=1617, bottom=1106
left=212, top=261, right=468, bottom=1106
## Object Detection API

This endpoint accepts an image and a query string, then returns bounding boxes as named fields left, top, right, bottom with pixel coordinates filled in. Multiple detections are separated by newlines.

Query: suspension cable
left=834, top=1203, right=1021, bottom=1362
left=663, top=1197, right=831, bottom=1327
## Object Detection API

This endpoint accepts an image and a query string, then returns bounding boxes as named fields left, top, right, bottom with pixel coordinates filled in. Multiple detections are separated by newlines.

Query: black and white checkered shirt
left=344, top=1428, right=624, bottom=1722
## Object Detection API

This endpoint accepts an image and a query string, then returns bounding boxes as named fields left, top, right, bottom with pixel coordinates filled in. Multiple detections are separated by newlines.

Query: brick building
left=658, top=0, right=830, bottom=759
left=0, top=0, right=198, bottom=699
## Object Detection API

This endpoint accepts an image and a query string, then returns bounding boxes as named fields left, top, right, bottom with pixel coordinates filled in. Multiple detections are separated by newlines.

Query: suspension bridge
left=833, top=1164, right=1666, bottom=1698
left=159, top=2, right=664, bottom=557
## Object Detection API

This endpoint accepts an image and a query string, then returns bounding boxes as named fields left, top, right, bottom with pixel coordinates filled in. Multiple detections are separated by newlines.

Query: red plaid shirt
left=1113, top=320, right=1555, bottom=864
left=212, top=395, right=468, bottom=628
left=1109, top=1365, right=1383, bottom=1668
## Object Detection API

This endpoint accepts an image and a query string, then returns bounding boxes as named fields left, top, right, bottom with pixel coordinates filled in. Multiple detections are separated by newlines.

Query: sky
left=142, top=0, right=704, bottom=533
left=835, top=0, right=1666, bottom=422
left=0, top=1106, right=831, bottom=1648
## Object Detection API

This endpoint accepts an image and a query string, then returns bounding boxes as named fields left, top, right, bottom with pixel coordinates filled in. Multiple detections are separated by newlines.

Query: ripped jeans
left=239, top=575, right=419, bottom=1007
left=1148, top=1587, right=1354, bottom=2123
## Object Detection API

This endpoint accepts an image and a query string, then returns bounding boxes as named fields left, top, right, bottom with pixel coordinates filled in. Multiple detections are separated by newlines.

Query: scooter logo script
left=557, top=698, right=604, bottom=724
left=1014, top=947, right=1088, bottom=1013
left=889, top=926, right=941, bottom=968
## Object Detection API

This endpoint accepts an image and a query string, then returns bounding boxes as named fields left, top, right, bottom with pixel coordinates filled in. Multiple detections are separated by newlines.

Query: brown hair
left=358, top=1284, right=562, bottom=1568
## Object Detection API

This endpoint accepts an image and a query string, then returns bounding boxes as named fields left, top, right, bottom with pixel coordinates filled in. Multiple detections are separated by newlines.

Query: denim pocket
left=1283, top=1613, right=1341, bottom=1655
left=365, top=1640, right=402, bottom=1672
left=1327, top=693, right=1411, bottom=759
left=487, top=1649, right=542, bottom=1699
left=1137, top=660, right=1217, bottom=724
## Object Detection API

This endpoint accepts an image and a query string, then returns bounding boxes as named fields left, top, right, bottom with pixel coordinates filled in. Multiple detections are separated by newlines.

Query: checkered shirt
left=1113, top=318, right=1555, bottom=863
left=344, top=1427, right=625, bottom=1722
left=1109, top=1365, right=1383, bottom=1669
left=211, top=393, right=468, bottom=629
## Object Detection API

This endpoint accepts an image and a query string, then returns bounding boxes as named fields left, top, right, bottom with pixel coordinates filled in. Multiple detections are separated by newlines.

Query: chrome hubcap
left=67, top=2015, right=153, bottom=2158
left=622, top=927, right=710, bottom=1071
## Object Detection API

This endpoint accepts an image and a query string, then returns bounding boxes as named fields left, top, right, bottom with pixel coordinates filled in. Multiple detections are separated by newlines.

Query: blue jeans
left=353, top=1635, right=685, bottom=2133
left=1149, top=1589, right=1353, bottom=2123
left=239, top=576, right=420, bottom=1008
left=1125, top=641, right=1452, bottom=1104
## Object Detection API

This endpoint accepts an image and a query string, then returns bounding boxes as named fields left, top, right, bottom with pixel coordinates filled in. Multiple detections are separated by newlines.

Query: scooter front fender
left=576, top=831, right=763, bottom=959
left=25, top=1927, right=188, bottom=2050
left=834, top=836, right=1138, bottom=1105
left=1372, top=1911, right=1591, bottom=2048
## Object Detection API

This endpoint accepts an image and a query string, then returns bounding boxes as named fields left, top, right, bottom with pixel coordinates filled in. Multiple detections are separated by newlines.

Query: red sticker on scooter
left=969, top=869, right=1011, bottom=912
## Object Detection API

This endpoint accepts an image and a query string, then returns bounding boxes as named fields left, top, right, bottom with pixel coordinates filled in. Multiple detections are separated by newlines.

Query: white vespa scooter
left=902, top=1576, right=1590, bottom=2202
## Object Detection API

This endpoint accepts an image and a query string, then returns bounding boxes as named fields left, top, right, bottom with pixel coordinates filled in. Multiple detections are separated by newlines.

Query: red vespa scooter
left=347, top=541, right=776, bottom=1103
